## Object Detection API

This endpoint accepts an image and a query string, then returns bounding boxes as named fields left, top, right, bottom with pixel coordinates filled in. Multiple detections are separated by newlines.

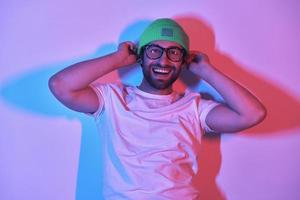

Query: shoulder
left=91, top=82, right=136, bottom=99
left=181, top=89, right=220, bottom=112
left=180, top=89, right=201, bottom=102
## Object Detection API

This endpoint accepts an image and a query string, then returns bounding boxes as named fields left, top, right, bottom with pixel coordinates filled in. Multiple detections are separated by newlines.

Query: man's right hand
left=116, top=41, right=138, bottom=67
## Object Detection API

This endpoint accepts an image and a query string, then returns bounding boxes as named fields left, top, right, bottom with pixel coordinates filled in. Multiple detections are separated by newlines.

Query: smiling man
left=49, top=18, right=266, bottom=199
left=139, top=40, right=185, bottom=94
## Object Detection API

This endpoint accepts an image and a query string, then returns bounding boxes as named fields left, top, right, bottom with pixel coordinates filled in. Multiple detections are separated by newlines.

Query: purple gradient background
left=1, top=0, right=300, bottom=200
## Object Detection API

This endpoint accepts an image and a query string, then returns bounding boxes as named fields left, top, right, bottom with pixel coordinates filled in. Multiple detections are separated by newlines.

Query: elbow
left=48, top=74, right=82, bottom=108
left=254, top=106, right=267, bottom=124
left=48, top=75, right=61, bottom=96
left=245, top=105, right=267, bottom=127
left=48, top=74, right=69, bottom=99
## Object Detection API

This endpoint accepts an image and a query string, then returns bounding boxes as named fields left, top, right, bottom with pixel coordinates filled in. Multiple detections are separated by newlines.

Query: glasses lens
left=167, top=48, right=184, bottom=62
left=144, top=45, right=184, bottom=62
left=145, top=45, right=163, bottom=59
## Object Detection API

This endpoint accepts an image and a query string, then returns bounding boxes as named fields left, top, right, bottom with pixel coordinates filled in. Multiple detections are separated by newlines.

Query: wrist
left=189, top=62, right=214, bottom=78
left=111, top=51, right=127, bottom=68
left=198, top=63, right=218, bottom=81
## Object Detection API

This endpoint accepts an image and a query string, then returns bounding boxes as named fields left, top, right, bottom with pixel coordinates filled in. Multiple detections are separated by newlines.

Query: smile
left=152, top=67, right=172, bottom=74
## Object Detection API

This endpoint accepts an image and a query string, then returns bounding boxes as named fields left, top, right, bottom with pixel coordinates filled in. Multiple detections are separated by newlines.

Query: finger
left=128, top=45, right=137, bottom=55
left=124, top=41, right=136, bottom=49
left=118, top=42, right=128, bottom=51
left=186, top=53, right=196, bottom=64
left=122, top=41, right=136, bottom=55
left=195, top=51, right=209, bottom=62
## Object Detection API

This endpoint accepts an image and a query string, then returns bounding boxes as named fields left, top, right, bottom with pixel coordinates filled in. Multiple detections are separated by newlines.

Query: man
left=49, top=18, right=266, bottom=199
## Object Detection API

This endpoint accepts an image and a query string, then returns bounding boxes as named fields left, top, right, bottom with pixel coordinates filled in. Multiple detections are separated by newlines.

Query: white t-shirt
left=91, top=83, right=219, bottom=200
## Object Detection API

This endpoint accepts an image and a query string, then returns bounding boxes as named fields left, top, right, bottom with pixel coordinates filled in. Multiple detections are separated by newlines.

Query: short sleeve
left=199, top=99, right=220, bottom=133
left=89, top=83, right=107, bottom=118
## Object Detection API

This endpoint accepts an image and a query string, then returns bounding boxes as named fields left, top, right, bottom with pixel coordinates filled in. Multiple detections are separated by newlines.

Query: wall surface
left=1, top=0, right=300, bottom=199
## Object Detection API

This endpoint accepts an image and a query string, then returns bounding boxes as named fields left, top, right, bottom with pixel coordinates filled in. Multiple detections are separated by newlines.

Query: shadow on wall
left=1, top=15, right=300, bottom=200
left=174, top=16, right=300, bottom=135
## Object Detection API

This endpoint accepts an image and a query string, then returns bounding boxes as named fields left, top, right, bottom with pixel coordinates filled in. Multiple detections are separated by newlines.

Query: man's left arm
left=187, top=52, right=267, bottom=133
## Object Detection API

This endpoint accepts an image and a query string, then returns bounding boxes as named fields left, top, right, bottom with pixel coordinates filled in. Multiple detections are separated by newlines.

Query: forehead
left=149, top=40, right=183, bottom=48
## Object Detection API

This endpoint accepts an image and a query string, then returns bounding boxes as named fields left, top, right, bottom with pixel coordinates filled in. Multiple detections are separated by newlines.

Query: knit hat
left=138, top=18, right=189, bottom=54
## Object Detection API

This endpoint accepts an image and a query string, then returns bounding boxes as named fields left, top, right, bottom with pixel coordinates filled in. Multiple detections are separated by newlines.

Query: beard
left=141, top=62, right=181, bottom=90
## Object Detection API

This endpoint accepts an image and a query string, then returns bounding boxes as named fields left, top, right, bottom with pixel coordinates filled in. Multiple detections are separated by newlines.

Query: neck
left=138, top=79, right=173, bottom=95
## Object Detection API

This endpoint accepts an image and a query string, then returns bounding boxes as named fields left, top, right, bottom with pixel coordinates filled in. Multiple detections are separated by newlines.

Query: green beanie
left=138, top=18, right=189, bottom=54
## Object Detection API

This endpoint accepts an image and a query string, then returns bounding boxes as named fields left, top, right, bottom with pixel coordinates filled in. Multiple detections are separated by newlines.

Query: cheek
left=142, top=55, right=152, bottom=65
left=141, top=58, right=154, bottom=70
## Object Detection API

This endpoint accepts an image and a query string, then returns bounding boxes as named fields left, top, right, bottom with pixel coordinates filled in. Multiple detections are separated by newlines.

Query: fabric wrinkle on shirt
left=90, top=83, right=219, bottom=200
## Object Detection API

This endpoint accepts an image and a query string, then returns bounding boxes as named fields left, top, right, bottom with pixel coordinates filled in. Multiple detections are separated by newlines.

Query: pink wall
left=1, top=0, right=299, bottom=199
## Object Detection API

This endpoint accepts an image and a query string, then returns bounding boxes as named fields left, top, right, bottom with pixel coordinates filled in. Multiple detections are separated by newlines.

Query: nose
left=158, top=51, right=171, bottom=66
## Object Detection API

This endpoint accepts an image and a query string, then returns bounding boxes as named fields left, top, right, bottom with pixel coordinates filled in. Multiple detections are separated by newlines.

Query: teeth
left=153, top=68, right=170, bottom=74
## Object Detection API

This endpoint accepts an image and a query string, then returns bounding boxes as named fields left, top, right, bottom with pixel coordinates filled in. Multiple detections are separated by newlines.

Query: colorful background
left=1, top=0, right=300, bottom=199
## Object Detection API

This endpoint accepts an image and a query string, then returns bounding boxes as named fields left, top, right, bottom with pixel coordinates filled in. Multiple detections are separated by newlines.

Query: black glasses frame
left=143, top=44, right=186, bottom=62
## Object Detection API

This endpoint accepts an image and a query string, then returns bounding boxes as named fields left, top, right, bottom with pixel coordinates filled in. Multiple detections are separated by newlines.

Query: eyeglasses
left=143, top=44, right=185, bottom=62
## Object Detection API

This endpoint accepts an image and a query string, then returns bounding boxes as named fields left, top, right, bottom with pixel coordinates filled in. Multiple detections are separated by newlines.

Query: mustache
left=149, top=63, right=175, bottom=69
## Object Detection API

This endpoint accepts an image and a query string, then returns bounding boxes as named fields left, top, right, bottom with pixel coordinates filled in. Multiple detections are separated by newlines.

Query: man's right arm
left=48, top=42, right=137, bottom=113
